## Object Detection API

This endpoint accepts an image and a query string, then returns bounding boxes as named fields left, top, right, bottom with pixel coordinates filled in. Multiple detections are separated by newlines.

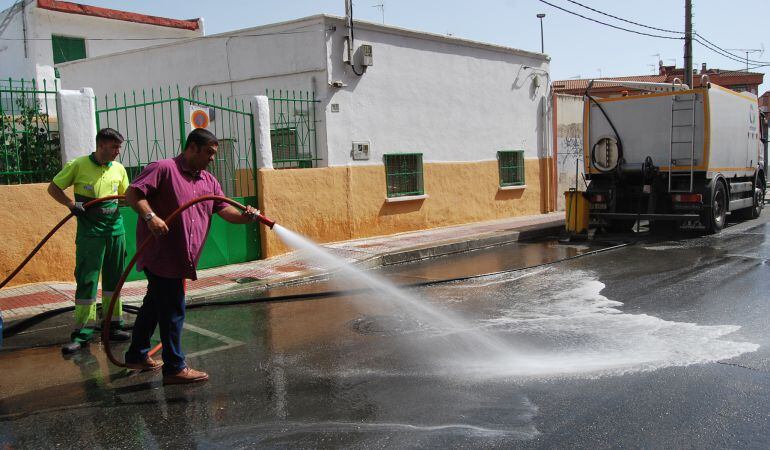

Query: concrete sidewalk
left=0, top=212, right=564, bottom=322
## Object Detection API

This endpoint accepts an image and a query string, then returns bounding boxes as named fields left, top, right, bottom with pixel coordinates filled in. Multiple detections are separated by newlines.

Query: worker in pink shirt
left=123, top=128, right=260, bottom=385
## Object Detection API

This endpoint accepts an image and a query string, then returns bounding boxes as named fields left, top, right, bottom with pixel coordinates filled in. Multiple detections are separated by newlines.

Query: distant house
left=553, top=62, right=764, bottom=98
left=0, top=0, right=203, bottom=83
left=759, top=91, right=770, bottom=114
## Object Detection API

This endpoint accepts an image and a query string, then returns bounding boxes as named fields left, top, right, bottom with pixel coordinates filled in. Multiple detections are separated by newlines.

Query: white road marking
left=182, top=322, right=244, bottom=358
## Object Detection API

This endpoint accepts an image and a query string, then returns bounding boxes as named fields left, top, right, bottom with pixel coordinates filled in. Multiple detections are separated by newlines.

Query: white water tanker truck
left=583, top=78, right=765, bottom=233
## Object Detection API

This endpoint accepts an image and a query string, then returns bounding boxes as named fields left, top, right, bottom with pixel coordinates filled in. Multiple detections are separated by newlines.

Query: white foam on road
left=434, top=269, right=759, bottom=379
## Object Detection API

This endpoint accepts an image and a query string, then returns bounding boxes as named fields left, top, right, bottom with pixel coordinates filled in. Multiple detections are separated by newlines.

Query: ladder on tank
left=668, top=93, right=698, bottom=193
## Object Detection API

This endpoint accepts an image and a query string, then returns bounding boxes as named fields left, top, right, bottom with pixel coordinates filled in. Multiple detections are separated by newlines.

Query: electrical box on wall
left=355, top=44, right=373, bottom=67
left=352, top=141, right=370, bottom=160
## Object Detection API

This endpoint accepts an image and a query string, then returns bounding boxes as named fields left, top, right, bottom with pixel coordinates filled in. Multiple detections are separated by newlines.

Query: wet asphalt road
left=2, top=215, right=770, bottom=448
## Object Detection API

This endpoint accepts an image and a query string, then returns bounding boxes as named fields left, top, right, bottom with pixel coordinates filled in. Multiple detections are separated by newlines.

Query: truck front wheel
left=752, top=185, right=765, bottom=218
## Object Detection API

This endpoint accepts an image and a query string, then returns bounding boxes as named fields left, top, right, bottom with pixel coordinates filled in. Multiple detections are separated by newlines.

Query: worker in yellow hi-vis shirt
left=48, top=128, right=131, bottom=354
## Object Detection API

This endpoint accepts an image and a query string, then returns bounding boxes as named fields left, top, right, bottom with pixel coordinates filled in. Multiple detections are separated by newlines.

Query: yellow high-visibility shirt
left=53, top=153, right=129, bottom=236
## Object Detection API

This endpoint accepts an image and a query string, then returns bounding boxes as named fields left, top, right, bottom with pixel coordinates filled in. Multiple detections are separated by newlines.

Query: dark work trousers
left=125, top=270, right=186, bottom=375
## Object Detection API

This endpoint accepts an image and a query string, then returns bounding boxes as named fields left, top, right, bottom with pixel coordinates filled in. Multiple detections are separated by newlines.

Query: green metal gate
left=0, top=78, right=61, bottom=185
left=95, top=86, right=260, bottom=280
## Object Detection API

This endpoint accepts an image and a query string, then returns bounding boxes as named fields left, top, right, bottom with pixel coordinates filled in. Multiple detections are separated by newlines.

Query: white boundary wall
left=555, top=94, right=585, bottom=210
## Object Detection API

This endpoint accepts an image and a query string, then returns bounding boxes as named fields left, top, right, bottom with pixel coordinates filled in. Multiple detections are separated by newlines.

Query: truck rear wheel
left=704, top=182, right=726, bottom=234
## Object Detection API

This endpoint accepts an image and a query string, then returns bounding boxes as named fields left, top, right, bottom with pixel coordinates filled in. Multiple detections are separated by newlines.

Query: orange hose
left=0, top=195, right=125, bottom=289
left=101, top=195, right=274, bottom=368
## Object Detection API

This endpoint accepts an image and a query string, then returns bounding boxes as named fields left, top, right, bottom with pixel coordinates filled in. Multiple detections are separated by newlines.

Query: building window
left=51, top=35, right=86, bottom=64
left=271, top=127, right=312, bottom=169
left=384, top=153, right=424, bottom=198
left=498, top=150, right=525, bottom=186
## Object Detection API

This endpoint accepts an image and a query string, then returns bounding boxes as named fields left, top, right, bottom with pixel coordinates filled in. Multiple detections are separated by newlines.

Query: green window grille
left=267, top=90, right=320, bottom=169
left=498, top=150, right=525, bottom=186
left=51, top=35, right=86, bottom=64
left=384, top=153, right=424, bottom=198
left=271, top=127, right=312, bottom=168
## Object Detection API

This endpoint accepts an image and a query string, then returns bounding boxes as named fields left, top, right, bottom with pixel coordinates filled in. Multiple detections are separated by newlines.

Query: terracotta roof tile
left=37, top=0, right=200, bottom=31
left=554, top=70, right=763, bottom=94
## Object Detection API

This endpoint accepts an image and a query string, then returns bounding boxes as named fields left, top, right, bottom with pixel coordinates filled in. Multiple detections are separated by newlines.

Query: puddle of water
left=274, top=225, right=512, bottom=359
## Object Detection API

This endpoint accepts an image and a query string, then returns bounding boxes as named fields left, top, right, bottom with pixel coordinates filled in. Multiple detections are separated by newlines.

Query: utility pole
left=684, top=0, right=692, bottom=88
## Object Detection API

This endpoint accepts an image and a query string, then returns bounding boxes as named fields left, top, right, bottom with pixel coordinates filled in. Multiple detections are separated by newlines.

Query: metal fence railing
left=0, top=78, right=61, bottom=185
left=267, top=89, right=320, bottom=169
left=95, top=86, right=257, bottom=197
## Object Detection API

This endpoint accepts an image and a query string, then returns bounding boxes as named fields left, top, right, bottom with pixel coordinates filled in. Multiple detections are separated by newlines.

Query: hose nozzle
left=257, top=213, right=276, bottom=229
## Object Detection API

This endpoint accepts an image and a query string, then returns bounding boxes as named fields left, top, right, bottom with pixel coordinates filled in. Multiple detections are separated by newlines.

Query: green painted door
left=120, top=196, right=260, bottom=282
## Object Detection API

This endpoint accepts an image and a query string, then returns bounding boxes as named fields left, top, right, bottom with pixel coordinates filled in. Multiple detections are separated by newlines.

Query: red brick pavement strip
left=1, top=213, right=565, bottom=321
left=0, top=291, right=68, bottom=310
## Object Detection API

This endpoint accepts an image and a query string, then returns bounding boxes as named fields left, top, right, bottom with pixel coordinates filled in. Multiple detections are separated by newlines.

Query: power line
left=694, top=32, right=769, bottom=64
left=694, top=38, right=757, bottom=65
left=694, top=38, right=770, bottom=67
left=538, top=0, right=683, bottom=40
left=563, top=0, right=683, bottom=35
left=541, top=0, right=769, bottom=69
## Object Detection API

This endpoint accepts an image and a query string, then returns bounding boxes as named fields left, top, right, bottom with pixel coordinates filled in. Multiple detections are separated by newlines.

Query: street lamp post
left=537, top=13, right=546, bottom=54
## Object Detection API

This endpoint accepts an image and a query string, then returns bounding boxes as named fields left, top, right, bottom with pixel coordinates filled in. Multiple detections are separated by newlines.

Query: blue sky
left=3, top=0, right=769, bottom=93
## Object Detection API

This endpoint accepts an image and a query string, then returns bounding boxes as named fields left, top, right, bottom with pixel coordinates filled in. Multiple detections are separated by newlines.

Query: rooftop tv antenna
left=725, top=45, right=764, bottom=72
left=372, top=2, right=384, bottom=24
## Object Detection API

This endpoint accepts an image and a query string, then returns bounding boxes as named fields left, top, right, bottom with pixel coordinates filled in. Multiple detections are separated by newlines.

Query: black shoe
left=62, top=340, right=87, bottom=355
left=109, top=328, right=131, bottom=342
